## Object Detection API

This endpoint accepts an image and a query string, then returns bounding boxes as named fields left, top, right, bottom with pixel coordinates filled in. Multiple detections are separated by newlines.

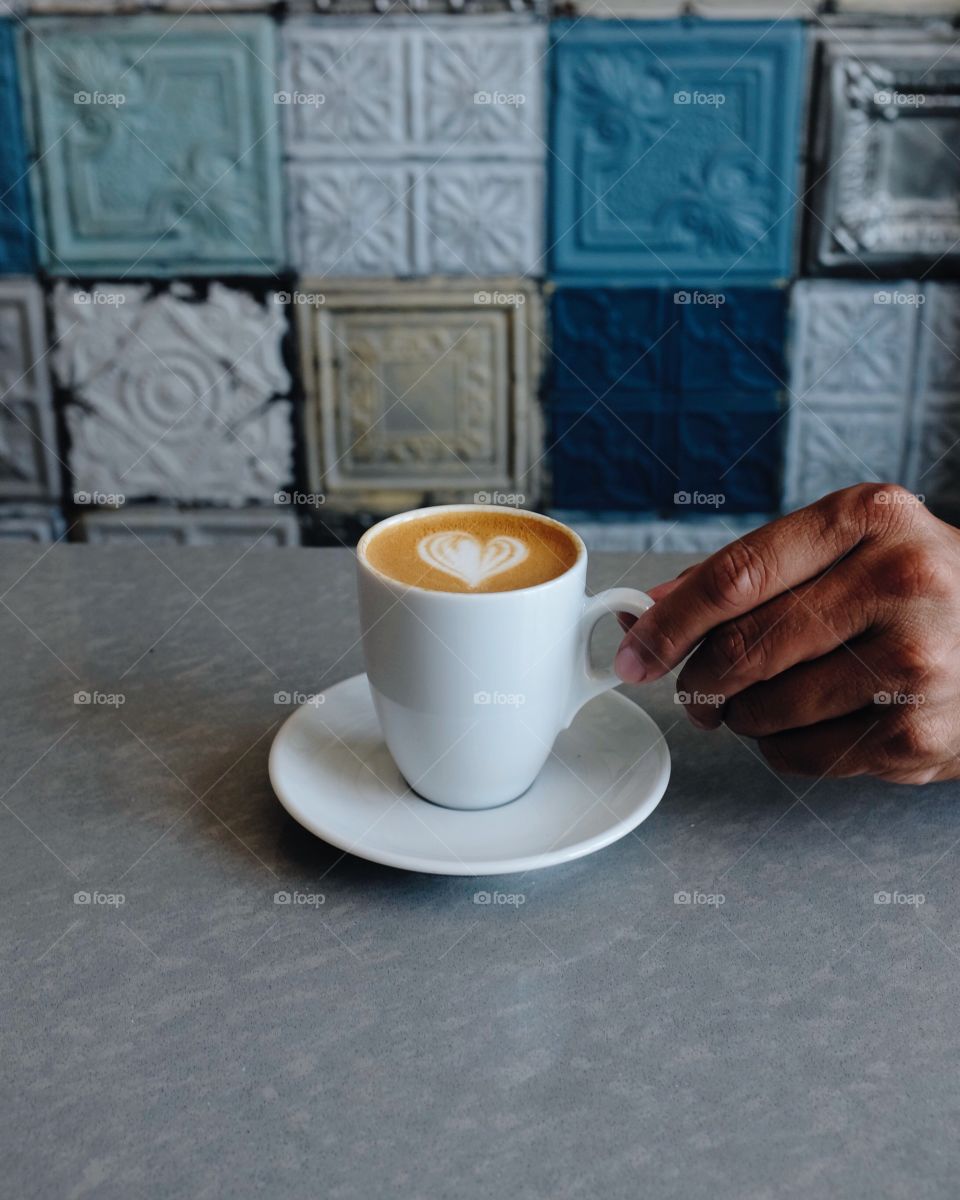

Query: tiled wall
left=0, top=2, right=958, bottom=552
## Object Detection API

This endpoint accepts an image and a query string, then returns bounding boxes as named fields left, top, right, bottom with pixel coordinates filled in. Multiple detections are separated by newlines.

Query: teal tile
left=0, top=21, right=34, bottom=272
left=21, top=17, right=283, bottom=276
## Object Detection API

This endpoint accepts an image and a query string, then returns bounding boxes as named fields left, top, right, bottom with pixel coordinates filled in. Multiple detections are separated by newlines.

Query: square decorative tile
left=282, top=18, right=546, bottom=277
left=297, top=279, right=542, bottom=502
left=20, top=17, right=283, bottom=276
left=548, top=20, right=807, bottom=284
left=0, top=279, right=59, bottom=499
left=77, top=507, right=300, bottom=547
left=0, top=21, right=34, bottom=272
left=784, top=281, right=918, bottom=510
left=0, top=503, right=65, bottom=541
left=694, top=0, right=819, bottom=13
left=835, top=1, right=960, bottom=11
left=807, top=29, right=960, bottom=274
left=289, top=0, right=543, bottom=11
left=548, top=285, right=786, bottom=512
left=51, top=282, right=293, bottom=504
left=908, top=285, right=960, bottom=516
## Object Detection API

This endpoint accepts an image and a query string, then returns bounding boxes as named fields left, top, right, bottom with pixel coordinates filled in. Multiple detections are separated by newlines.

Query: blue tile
left=548, top=284, right=786, bottom=510
left=675, top=410, right=783, bottom=512
left=675, top=287, right=787, bottom=403
left=0, top=22, right=34, bottom=273
left=550, top=287, right=671, bottom=393
left=20, top=17, right=283, bottom=276
left=551, top=394, right=674, bottom=511
left=548, top=19, right=806, bottom=284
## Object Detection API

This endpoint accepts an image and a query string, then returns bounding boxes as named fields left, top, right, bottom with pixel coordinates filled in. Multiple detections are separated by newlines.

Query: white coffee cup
left=356, top=505, right=653, bottom=810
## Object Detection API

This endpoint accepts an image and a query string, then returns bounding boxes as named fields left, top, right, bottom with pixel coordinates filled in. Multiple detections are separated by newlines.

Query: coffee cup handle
left=566, top=588, right=655, bottom=726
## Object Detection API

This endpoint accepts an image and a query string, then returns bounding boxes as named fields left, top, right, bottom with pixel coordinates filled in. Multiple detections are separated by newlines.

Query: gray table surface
left=2, top=544, right=959, bottom=1200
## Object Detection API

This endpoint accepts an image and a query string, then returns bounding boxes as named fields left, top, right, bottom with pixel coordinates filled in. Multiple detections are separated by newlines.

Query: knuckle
left=881, top=711, right=938, bottom=764
left=724, top=688, right=771, bottom=736
left=886, top=636, right=936, bottom=690
left=703, top=539, right=770, bottom=614
left=854, top=483, right=915, bottom=532
left=633, top=614, right=685, bottom=671
left=709, top=611, right=769, bottom=677
left=876, top=545, right=951, bottom=600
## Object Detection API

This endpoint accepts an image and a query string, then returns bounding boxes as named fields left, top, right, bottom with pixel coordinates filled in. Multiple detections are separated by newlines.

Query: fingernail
left=615, top=642, right=647, bottom=683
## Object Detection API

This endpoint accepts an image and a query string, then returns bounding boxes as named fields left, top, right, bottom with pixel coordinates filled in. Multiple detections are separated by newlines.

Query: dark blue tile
left=0, top=22, right=34, bottom=273
left=550, top=393, right=675, bottom=511
left=549, top=19, right=806, bottom=285
left=675, top=287, right=787, bottom=403
left=675, top=410, right=784, bottom=513
left=550, top=287, right=671, bottom=394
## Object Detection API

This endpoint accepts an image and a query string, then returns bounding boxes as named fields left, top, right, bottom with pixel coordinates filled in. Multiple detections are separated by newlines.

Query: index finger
left=614, top=487, right=875, bottom=683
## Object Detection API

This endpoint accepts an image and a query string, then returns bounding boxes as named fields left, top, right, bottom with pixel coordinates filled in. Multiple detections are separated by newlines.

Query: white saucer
left=268, top=673, right=671, bottom=876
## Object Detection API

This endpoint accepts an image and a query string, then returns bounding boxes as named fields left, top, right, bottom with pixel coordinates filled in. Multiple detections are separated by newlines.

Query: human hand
left=615, top=485, right=960, bottom=783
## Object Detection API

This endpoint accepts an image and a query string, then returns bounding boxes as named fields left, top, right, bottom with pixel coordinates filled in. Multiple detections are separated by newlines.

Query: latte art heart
left=417, top=531, right=529, bottom=589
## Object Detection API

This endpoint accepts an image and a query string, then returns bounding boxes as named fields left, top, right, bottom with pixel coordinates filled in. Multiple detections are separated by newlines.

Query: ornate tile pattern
left=0, top=279, right=58, bottom=499
left=548, top=20, right=806, bottom=284
left=297, top=280, right=542, bottom=503
left=51, top=282, right=293, bottom=504
left=293, top=0, right=543, bottom=10
left=548, top=286, right=786, bottom=512
left=282, top=19, right=545, bottom=277
left=807, top=30, right=960, bottom=274
left=77, top=507, right=301, bottom=546
left=0, top=504, right=65, bottom=541
left=908, top=285, right=960, bottom=516
left=20, top=17, right=283, bottom=276
left=785, top=281, right=919, bottom=510
left=0, top=22, right=34, bottom=272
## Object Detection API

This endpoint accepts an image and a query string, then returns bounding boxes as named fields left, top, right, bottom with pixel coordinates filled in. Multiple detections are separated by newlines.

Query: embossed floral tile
left=784, top=281, right=922, bottom=512
left=547, top=286, right=786, bottom=512
left=19, top=17, right=283, bottom=276
left=548, top=19, right=807, bottom=285
left=0, top=21, right=34, bottom=272
left=282, top=18, right=545, bottom=277
left=51, top=282, right=294, bottom=504
left=296, top=279, right=542, bottom=505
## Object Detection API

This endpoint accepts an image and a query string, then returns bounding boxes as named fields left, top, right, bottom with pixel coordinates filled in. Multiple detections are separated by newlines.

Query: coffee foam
left=363, top=509, right=579, bottom=594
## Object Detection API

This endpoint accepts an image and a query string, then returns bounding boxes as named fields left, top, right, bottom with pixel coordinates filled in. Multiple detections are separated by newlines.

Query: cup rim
left=356, top=504, right=586, bottom=599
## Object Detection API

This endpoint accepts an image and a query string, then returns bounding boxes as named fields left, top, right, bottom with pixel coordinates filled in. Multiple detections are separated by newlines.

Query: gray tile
left=0, top=503, right=65, bottom=541
left=51, top=283, right=293, bottom=505
left=0, top=279, right=59, bottom=500
left=77, top=507, right=301, bottom=547
left=907, top=285, right=960, bottom=517
left=808, top=27, right=960, bottom=274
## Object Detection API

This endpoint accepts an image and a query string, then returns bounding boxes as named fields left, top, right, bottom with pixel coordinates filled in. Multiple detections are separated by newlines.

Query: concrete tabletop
left=3, top=544, right=958, bottom=1200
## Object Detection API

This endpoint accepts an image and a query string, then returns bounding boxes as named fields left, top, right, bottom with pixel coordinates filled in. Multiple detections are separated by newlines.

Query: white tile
left=78, top=507, right=301, bottom=547
left=51, top=283, right=293, bottom=505
left=282, top=18, right=546, bottom=277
